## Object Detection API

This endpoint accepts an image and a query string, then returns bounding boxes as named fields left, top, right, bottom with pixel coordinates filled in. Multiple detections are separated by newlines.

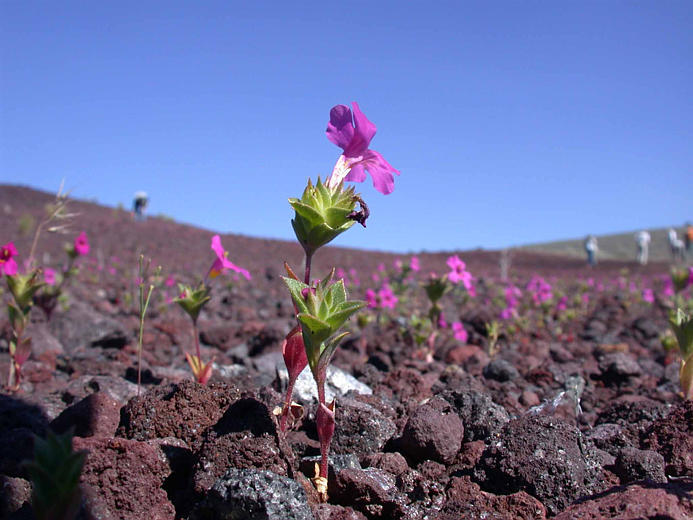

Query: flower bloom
left=0, top=242, right=18, bottom=276
left=642, top=288, right=655, bottom=303
left=325, top=102, right=400, bottom=195
left=74, top=231, right=90, bottom=256
left=365, top=285, right=398, bottom=309
left=446, top=255, right=473, bottom=290
left=452, top=322, right=468, bottom=343
left=500, top=307, right=515, bottom=320
left=44, top=267, right=56, bottom=286
left=556, top=296, right=568, bottom=312
left=208, top=235, right=251, bottom=280
left=526, top=275, right=552, bottom=305
left=365, top=288, right=378, bottom=309
left=410, top=256, right=420, bottom=272
left=165, top=275, right=176, bottom=287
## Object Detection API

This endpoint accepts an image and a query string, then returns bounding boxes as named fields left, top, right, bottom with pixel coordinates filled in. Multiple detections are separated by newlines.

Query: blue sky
left=1, top=1, right=691, bottom=252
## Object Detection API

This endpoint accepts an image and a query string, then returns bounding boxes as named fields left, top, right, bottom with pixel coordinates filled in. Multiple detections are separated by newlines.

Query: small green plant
left=668, top=308, right=693, bottom=400
left=485, top=320, right=500, bottom=357
left=23, top=429, right=85, bottom=520
left=135, top=255, right=160, bottom=395
left=176, top=235, right=250, bottom=384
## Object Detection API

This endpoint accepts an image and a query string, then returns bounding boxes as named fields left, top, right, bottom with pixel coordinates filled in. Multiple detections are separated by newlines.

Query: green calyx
left=175, top=282, right=211, bottom=323
left=7, top=271, right=44, bottom=313
left=283, top=269, right=365, bottom=377
left=289, top=177, right=358, bottom=256
left=669, top=308, right=693, bottom=359
left=424, top=276, right=450, bottom=305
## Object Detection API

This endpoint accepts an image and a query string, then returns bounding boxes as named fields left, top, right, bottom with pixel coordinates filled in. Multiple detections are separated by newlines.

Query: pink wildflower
left=208, top=235, right=251, bottom=280
left=452, top=322, right=468, bottom=343
left=0, top=242, right=18, bottom=276
left=556, top=296, right=568, bottom=311
left=500, top=307, right=514, bottom=320
left=446, top=255, right=473, bottom=290
left=325, top=102, right=400, bottom=195
left=44, top=267, right=56, bottom=286
left=438, top=312, right=448, bottom=329
left=74, top=232, right=90, bottom=256
left=642, top=288, right=655, bottom=303
left=410, top=256, right=420, bottom=272
left=378, top=285, right=398, bottom=309
left=165, top=275, right=176, bottom=287
left=365, top=289, right=378, bottom=309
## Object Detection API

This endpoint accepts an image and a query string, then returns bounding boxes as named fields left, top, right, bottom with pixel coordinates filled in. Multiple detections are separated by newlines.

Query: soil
left=1, top=184, right=691, bottom=520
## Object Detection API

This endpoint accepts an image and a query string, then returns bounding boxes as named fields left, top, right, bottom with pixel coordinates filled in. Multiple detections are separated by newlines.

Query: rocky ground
left=0, top=184, right=691, bottom=520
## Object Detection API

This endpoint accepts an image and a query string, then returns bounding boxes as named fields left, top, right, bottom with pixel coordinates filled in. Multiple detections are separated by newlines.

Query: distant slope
left=519, top=227, right=685, bottom=262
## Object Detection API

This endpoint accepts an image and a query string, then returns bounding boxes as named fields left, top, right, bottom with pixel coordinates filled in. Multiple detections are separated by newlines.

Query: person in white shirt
left=635, top=230, right=651, bottom=265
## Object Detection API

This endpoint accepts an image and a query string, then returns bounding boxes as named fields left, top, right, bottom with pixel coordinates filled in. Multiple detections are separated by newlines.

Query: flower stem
left=192, top=319, right=201, bottom=360
left=304, top=252, right=313, bottom=285
left=279, top=378, right=296, bottom=433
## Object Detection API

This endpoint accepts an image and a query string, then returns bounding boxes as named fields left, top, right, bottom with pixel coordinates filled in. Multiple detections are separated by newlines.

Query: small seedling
left=23, top=429, right=85, bottom=520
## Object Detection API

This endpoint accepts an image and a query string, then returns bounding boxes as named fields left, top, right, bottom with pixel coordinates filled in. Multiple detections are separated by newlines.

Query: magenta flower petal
left=74, top=232, right=90, bottom=256
left=326, top=105, right=355, bottom=150
left=345, top=149, right=399, bottom=195
left=211, top=235, right=225, bottom=261
left=345, top=102, right=377, bottom=157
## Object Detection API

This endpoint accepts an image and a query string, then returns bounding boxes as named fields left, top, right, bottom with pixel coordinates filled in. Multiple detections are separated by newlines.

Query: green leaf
left=290, top=200, right=325, bottom=226
left=282, top=277, right=310, bottom=314
left=326, top=300, right=366, bottom=330
left=297, top=313, right=331, bottom=339
left=316, top=331, right=350, bottom=376
left=324, top=206, right=353, bottom=229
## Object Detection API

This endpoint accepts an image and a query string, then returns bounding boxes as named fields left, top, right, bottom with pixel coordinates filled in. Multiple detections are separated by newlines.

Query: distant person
left=686, top=222, right=693, bottom=257
left=668, top=228, right=685, bottom=262
left=133, top=191, right=149, bottom=222
left=635, top=230, right=651, bottom=265
left=584, top=235, right=598, bottom=266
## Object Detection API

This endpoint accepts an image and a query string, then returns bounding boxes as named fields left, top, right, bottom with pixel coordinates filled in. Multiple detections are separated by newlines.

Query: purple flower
left=44, top=267, right=56, bottom=286
left=378, top=285, right=398, bottom=309
left=500, top=307, right=515, bottom=320
left=365, top=288, right=378, bottom=309
left=208, top=235, right=251, bottom=280
left=0, top=242, right=18, bottom=276
left=446, top=255, right=473, bottom=290
left=410, top=256, right=420, bottom=272
left=325, top=102, right=399, bottom=195
left=74, top=232, right=90, bottom=256
left=642, top=288, right=655, bottom=303
left=452, top=322, right=468, bottom=343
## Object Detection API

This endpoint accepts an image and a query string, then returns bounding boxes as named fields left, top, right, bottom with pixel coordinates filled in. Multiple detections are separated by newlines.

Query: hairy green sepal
left=289, top=177, right=357, bottom=256
left=283, top=270, right=365, bottom=378
left=175, top=282, right=211, bottom=323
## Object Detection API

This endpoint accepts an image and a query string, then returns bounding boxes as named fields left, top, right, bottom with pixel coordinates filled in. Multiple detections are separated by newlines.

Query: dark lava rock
left=50, top=391, right=121, bottom=438
left=313, top=504, right=368, bottom=520
left=73, top=436, right=175, bottom=520
left=0, top=475, right=31, bottom=517
left=436, top=387, right=509, bottom=442
left=585, top=423, right=631, bottom=455
left=476, top=414, right=605, bottom=515
left=362, top=452, right=409, bottom=477
left=439, top=475, right=547, bottom=520
left=331, top=467, right=407, bottom=519
left=595, top=395, right=669, bottom=445
left=399, top=396, right=463, bottom=465
left=641, top=400, right=693, bottom=477
left=554, top=479, right=693, bottom=520
left=299, top=454, right=361, bottom=499
left=49, top=300, right=129, bottom=351
left=117, top=380, right=241, bottom=448
left=597, top=352, right=643, bottom=383
left=483, top=358, right=520, bottom=382
left=331, top=396, right=396, bottom=458
left=59, top=374, right=139, bottom=407
left=191, top=398, right=288, bottom=494
left=190, top=468, right=313, bottom=520
left=614, top=447, right=666, bottom=484
left=632, top=316, right=661, bottom=339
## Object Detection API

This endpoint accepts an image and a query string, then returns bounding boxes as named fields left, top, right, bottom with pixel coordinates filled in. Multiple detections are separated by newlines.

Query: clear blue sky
left=2, top=1, right=691, bottom=252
